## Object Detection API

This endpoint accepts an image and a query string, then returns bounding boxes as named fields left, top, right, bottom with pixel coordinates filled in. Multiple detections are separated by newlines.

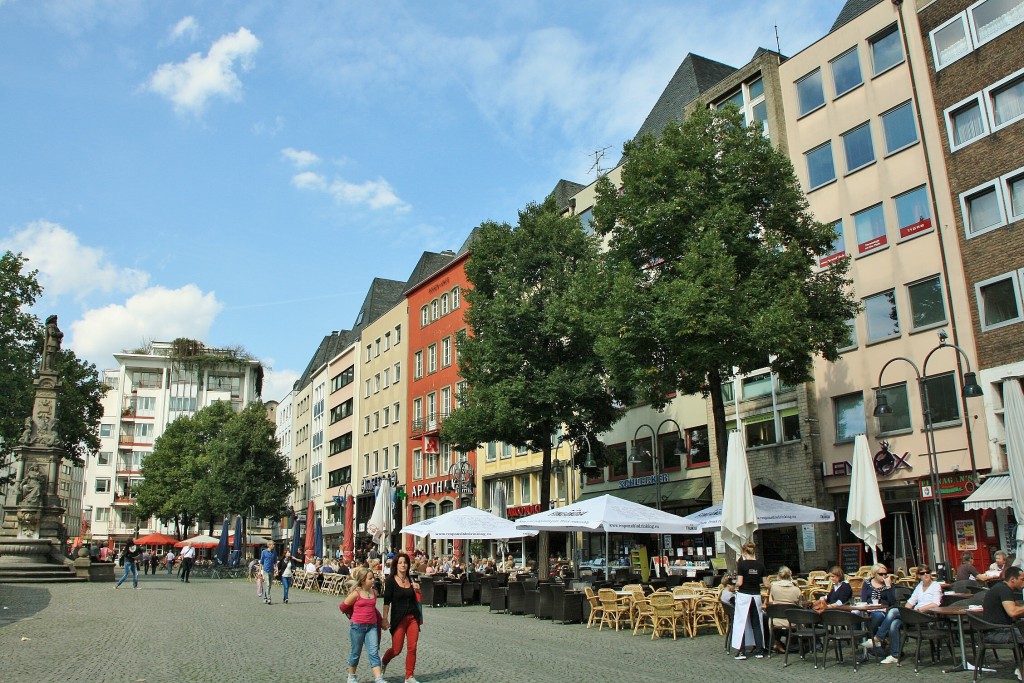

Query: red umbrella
left=342, top=492, right=354, bottom=562
left=134, top=532, right=179, bottom=546
left=303, top=499, right=316, bottom=559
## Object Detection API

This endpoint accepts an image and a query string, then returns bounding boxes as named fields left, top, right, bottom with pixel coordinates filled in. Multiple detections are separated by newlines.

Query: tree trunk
left=538, top=442, right=552, bottom=579
left=708, top=369, right=728, bottom=475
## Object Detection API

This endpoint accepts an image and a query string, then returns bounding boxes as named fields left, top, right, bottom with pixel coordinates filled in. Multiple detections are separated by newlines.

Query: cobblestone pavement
left=1, top=574, right=1019, bottom=683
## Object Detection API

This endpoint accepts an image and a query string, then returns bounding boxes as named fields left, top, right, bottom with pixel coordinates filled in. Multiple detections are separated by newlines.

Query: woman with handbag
left=381, top=553, right=423, bottom=683
left=341, top=566, right=387, bottom=683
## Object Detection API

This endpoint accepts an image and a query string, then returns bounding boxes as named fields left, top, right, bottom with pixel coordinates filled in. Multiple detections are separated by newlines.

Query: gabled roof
left=456, top=227, right=479, bottom=258
left=549, top=179, right=586, bottom=213
left=294, top=330, right=351, bottom=391
left=830, top=0, right=884, bottom=33
left=405, top=251, right=457, bottom=290
left=350, top=277, right=406, bottom=338
left=628, top=53, right=738, bottom=147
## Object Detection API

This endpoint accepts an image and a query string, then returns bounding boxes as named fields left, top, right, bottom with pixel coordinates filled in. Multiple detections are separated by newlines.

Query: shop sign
left=900, top=217, right=932, bottom=239
left=423, top=435, right=439, bottom=454
left=507, top=503, right=542, bottom=518
left=618, top=473, right=669, bottom=489
left=448, top=460, right=475, bottom=496
left=919, top=473, right=977, bottom=500
left=873, top=441, right=911, bottom=476
left=408, top=478, right=455, bottom=498
left=360, top=471, right=397, bottom=494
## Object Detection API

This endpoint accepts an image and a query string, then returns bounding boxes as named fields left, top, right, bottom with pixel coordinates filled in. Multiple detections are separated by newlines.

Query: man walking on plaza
left=179, top=542, right=195, bottom=583
left=260, top=541, right=278, bottom=605
left=115, top=541, right=142, bottom=589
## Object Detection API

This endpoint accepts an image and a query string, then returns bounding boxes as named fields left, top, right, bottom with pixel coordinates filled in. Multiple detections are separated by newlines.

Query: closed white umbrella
left=366, top=479, right=394, bottom=553
left=720, top=431, right=757, bottom=555
left=402, top=505, right=538, bottom=539
left=682, top=495, right=835, bottom=530
left=491, top=482, right=510, bottom=561
left=1003, top=379, right=1024, bottom=564
left=848, top=433, right=885, bottom=562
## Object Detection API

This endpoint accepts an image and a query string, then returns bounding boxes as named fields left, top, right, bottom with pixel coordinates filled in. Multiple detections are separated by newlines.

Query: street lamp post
left=553, top=434, right=597, bottom=572
left=873, top=331, right=983, bottom=579
left=629, top=420, right=686, bottom=574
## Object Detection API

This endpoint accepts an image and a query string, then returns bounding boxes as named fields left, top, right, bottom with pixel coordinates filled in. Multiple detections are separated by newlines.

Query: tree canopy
left=441, top=194, right=619, bottom=575
left=133, top=400, right=295, bottom=536
left=592, top=107, right=858, bottom=461
left=0, top=251, right=106, bottom=490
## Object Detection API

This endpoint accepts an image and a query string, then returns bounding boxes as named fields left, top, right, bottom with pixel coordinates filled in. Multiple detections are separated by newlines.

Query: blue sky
left=0, top=0, right=842, bottom=401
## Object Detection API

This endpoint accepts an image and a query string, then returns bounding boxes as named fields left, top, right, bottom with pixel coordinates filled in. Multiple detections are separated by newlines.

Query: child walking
left=341, top=566, right=387, bottom=683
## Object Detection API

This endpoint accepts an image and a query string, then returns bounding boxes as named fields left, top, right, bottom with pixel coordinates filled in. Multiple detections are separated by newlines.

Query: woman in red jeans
left=381, top=553, right=423, bottom=683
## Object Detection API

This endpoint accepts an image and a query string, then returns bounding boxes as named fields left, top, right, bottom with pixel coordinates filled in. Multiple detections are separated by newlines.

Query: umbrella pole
left=605, top=531, right=610, bottom=579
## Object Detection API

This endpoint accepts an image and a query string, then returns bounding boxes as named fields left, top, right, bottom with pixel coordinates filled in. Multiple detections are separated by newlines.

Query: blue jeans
left=348, top=622, right=381, bottom=668
left=262, top=568, right=273, bottom=601
left=282, top=576, right=291, bottom=602
left=876, top=607, right=902, bottom=657
left=116, top=561, right=138, bottom=588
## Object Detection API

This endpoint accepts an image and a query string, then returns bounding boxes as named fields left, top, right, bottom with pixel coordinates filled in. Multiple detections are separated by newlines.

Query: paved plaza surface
left=1, top=573, right=1019, bottom=683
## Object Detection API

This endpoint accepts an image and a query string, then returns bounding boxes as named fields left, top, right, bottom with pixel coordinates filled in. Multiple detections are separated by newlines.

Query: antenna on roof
left=589, top=146, right=611, bottom=178
left=775, top=25, right=782, bottom=63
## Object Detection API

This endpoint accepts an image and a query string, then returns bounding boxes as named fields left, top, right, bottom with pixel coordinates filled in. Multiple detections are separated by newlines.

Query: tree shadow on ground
left=0, top=585, right=52, bottom=627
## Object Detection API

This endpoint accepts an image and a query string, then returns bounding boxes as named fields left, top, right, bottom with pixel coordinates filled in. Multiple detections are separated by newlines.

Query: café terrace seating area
left=352, top=564, right=1024, bottom=679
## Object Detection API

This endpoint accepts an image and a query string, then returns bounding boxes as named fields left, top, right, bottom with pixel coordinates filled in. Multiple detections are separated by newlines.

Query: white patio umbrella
left=720, top=431, right=757, bottom=555
left=366, top=478, right=394, bottom=553
left=490, top=482, right=510, bottom=561
left=1003, top=379, right=1024, bottom=564
left=515, top=493, right=700, bottom=572
left=848, top=433, right=885, bottom=563
left=682, top=495, right=835, bottom=530
left=402, top=505, right=538, bottom=539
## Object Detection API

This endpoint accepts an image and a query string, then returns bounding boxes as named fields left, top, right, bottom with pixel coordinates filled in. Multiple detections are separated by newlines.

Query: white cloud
left=169, top=16, right=198, bottom=43
left=280, top=147, right=320, bottom=168
left=69, top=284, right=222, bottom=367
left=0, top=220, right=149, bottom=300
left=146, top=27, right=261, bottom=116
left=261, top=366, right=300, bottom=403
left=291, top=172, right=409, bottom=211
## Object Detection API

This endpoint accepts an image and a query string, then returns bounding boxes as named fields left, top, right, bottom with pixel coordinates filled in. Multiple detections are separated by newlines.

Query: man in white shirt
left=179, top=543, right=196, bottom=583
left=165, top=550, right=175, bottom=575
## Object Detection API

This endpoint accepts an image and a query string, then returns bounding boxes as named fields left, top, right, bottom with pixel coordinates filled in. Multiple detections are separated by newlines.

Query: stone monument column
left=0, top=315, right=70, bottom=564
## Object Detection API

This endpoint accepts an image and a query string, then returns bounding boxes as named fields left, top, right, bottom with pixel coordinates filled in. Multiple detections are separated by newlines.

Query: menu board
left=840, top=543, right=862, bottom=576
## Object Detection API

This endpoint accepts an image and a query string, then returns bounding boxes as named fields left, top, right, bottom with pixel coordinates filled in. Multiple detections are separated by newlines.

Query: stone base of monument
left=0, top=507, right=85, bottom=582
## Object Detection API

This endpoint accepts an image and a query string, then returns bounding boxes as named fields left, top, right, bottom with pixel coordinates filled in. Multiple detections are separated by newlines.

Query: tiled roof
left=405, top=251, right=457, bottom=290
left=830, top=0, right=884, bottom=32
left=294, top=330, right=351, bottom=391
left=350, top=278, right=406, bottom=338
left=549, top=179, right=586, bottom=213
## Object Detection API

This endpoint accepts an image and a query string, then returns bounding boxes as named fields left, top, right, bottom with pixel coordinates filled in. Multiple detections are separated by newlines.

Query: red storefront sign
left=819, top=250, right=846, bottom=268
left=423, top=435, right=439, bottom=454
left=919, top=473, right=977, bottom=500
left=506, top=504, right=542, bottom=519
left=858, top=235, right=888, bottom=254
left=899, top=217, right=932, bottom=239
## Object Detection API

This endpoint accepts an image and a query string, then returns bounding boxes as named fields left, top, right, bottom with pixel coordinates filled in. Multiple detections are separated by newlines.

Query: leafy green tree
left=0, top=251, right=106, bottom=491
left=592, top=107, right=859, bottom=463
left=134, top=400, right=295, bottom=537
left=441, top=194, right=619, bottom=576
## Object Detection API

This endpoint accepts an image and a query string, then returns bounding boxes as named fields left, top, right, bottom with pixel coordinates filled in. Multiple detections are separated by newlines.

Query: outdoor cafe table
left=927, top=605, right=990, bottom=674
left=828, top=603, right=888, bottom=612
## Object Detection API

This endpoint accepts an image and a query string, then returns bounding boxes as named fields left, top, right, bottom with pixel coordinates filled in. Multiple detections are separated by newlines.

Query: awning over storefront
left=579, top=478, right=711, bottom=507
left=964, top=475, right=1012, bottom=511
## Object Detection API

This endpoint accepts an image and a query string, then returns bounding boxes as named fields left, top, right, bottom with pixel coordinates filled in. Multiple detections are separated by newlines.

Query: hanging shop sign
left=360, top=471, right=398, bottom=494
left=423, top=435, right=439, bottom=454
left=873, top=441, right=911, bottom=476
left=448, top=460, right=475, bottom=497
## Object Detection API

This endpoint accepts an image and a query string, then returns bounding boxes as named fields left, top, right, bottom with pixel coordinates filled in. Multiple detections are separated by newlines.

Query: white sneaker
left=1015, top=667, right=1021, bottom=681
left=880, top=655, right=898, bottom=665
left=406, top=678, right=421, bottom=683
left=347, top=675, right=358, bottom=683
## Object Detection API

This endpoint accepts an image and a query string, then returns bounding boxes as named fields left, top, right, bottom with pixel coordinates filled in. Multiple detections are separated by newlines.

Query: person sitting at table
left=868, top=565, right=943, bottom=665
left=957, top=551, right=982, bottom=582
left=447, top=560, right=465, bottom=582
left=860, top=563, right=898, bottom=632
left=813, top=566, right=852, bottom=612
left=767, top=565, right=802, bottom=653
left=987, top=551, right=1009, bottom=577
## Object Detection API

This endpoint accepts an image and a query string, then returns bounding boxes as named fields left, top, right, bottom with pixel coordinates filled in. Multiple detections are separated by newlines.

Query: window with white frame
left=95, top=478, right=111, bottom=493
left=842, top=122, right=875, bottom=173
left=413, top=397, right=422, bottom=426
left=946, top=95, right=988, bottom=150
left=383, top=446, right=389, bottom=470
left=744, top=413, right=777, bottom=448
left=427, top=393, right=436, bottom=428
left=877, top=382, right=912, bottom=434
left=501, top=442, right=512, bottom=460
left=970, top=0, right=1024, bottom=47
left=895, top=185, right=932, bottom=240
left=393, top=402, right=400, bottom=424
left=374, top=373, right=381, bottom=393
left=364, top=416, right=370, bottom=435
left=881, top=101, right=918, bottom=155
left=452, top=286, right=461, bottom=309
left=715, top=76, right=769, bottom=135
left=806, top=142, right=836, bottom=189
left=441, top=386, right=451, bottom=419
left=382, top=406, right=390, bottom=426
left=428, top=344, right=437, bottom=373
left=486, top=442, right=497, bottom=462
left=441, top=337, right=451, bottom=367
left=520, top=474, right=532, bottom=504
left=373, top=450, right=379, bottom=473
left=394, top=362, right=401, bottom=383
left=100, top=424, right=112, bottom=437
left=907, top=275, right=947, bottom=330
left=94, top=507, right=110, bottom=522
left=441, top=442, right=452, bottom=473
left=833, top=392, right=865, bottom=443
left=374, top=338, right=381, bottom=357
left=1007, top=168, right=1024, bottom=221
left=742, top=372, right=773, bottom=400
left=427, top=449, right=437, bottom=477
left=456, top=380, right=467, bottom=407
left=831, top=47, right=863, bottom=97
left=796, top=68, right=825, bottom=116
left=364, top=379, right=371, bottom=398
left=441, top=293, right=449, bottom=315
left=431, top=299, right=439, bottom=321
left=365, top=344, right=372, bottom=362
left=870, top=24, right=903, bottom=75
left=393, top=443, right=400, bottom=468
left=987, top=68, right=1024, bottom=130
left=420, top=306, right=429, bottom=327
left=395, top=324, right=401, bottom=344
left=414, top=351, right=423, bottom=379
left=382, top=368, right=390, bottom=388
left=384, top=331, right=391, bottom=350
left=961, top=181, right=1006, bottom=237
left=930, top=13, right=972, bottom=69
left=840, top=317, right=858, bottom=351
left=864, top=289, right=901, bottom=342
left=976, top=270, right=1023, bottom=331
left=820, top=220, right=846, bottom=268
left=97, top=451, right=111, bottom=465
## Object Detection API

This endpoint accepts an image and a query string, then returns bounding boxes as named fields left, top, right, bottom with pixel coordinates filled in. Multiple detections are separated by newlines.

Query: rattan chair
left=584, top=587, right=604, bottom=628
left=632, top=595, right=655, bottom=636
left=598, top=588, right=631, bottom=631
left=691, top=594, right=724, bottom=637
left=650, top=593, right=679, bottom=640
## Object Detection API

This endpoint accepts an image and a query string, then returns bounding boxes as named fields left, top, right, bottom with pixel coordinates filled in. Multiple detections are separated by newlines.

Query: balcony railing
left=410, top=411, right=449, bottom=435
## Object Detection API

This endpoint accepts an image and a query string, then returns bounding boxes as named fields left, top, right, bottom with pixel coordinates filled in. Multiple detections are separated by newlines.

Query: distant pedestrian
left=341, top=566, right=387, bottom=683
left=280, top=550, right=296, bottom=604
left=149, top=551, right=159, bottom=575
left=141, top=550, right=152, bottom=575
left=165, top=550, right=175, bottom=575
left=381, top=553, right=423, bottom=683
left=260, top=542, right=278, bottom=605
left=115, top=542, right=142, bottom=589
left=179, top=543, right=196, bottom=583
